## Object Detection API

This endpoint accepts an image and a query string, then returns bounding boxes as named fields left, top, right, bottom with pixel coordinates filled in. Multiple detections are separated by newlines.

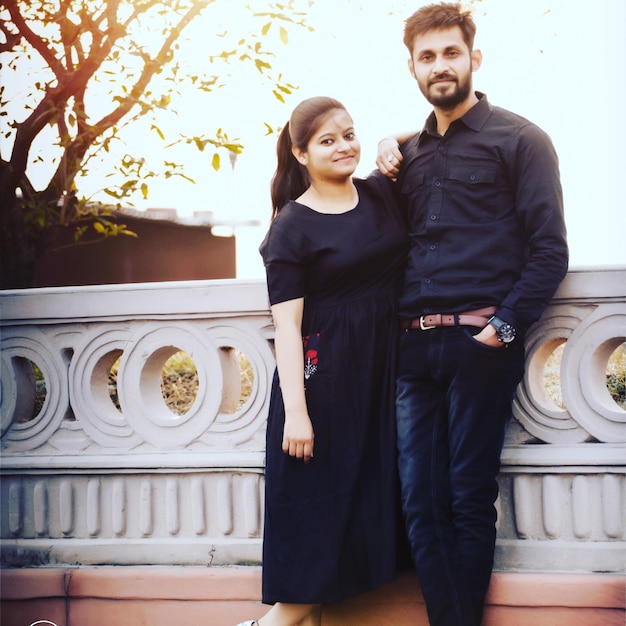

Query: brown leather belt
left=399, top=307, right=496, bottom=331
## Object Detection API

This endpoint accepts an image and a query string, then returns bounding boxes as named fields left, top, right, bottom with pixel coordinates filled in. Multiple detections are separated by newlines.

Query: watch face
left=498, top=324, right=516, bottom=343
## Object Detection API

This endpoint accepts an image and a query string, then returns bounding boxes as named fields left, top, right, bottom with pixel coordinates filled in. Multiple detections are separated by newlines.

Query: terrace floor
left=1, top=566, right=624, bottom=626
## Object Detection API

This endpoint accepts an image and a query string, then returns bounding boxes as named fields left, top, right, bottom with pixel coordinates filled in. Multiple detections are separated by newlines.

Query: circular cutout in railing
left=218, top=346, right=254, bottom=415
left=560, top=304, right=626, bottom=442
left=237, top=348, right=254, bottom=408
left=543, top=342, right=565, bottom=410
left=1, top=328, right=68, bottom=448
left=68, top=329, right=141, bottom=449
left=606, top=342, right=626, bottom=410
left=118, top=323, right=222, bottom=448
left=11, top=356, right=47, bottom=423
left=108, top=353, right=122, bottom=413
left=512, top=310, right=591, bottom=444
left=203, top=324, right=274, bottom=443
left=160, top=350, right=199, bottom=416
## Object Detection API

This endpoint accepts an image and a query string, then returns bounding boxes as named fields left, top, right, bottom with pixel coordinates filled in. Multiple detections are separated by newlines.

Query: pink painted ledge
left=1, top=567, right=624, bottom=626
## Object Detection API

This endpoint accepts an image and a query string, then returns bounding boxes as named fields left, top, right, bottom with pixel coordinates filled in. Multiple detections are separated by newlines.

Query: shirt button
left=430, top=215, right=437, bottom=220
left=438, top=145, right=445, bottom=151
left=425, top=279, right=431, bottom=284
left=434, top=180, right=442, bottom=187
left=430, top=244, right=437, bottom=250
left=470, top=174, right=476, bottom=181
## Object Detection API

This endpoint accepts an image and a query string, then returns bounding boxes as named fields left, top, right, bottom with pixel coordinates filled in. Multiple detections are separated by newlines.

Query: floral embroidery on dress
left=303, top=333, right=320, bottom=380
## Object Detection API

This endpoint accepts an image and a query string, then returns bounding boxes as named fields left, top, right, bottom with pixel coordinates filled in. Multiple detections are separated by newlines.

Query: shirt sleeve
left=498, top=123, right=569, bottom=331
left=259, top=215, right=308, bottom=306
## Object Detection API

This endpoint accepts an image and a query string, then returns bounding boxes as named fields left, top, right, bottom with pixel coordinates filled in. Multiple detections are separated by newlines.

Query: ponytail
left=270, top=121, right=309, bottom=219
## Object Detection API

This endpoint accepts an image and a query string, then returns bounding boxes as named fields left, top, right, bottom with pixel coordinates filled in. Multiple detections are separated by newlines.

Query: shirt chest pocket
left=446, top=165, right=511, bottom=223
left=448, top=165, right=496, bottom=185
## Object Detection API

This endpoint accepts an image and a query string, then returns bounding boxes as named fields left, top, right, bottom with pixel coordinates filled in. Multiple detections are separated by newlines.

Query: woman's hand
left=271, top=297, right=314, bottom=462
left=376, top=137, right=403, bottom=180
left=283, top=410, right=315, bottom=463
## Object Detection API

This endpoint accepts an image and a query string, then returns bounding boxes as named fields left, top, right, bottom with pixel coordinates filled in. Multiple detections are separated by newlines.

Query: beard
left=421, top=73, right=472, bottom=110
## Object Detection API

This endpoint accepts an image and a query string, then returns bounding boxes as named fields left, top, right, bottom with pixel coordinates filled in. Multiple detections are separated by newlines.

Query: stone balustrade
left=1, top=267, right=624, bottom=573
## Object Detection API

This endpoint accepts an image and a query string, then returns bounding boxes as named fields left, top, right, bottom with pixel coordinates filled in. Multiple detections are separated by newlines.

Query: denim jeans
left=396, top=326, right=525, bottom=626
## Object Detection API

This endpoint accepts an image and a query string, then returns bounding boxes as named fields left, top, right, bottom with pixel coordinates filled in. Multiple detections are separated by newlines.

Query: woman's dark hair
left=270, top=96, right=346, bottom=218
left=403, top=2, right=476, bottom=54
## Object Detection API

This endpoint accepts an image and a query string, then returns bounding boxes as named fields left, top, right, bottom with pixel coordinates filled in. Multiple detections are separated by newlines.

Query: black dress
left=259, top=176, right=408, bottom=605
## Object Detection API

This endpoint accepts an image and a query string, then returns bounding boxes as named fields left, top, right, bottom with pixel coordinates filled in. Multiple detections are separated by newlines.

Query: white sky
left=6, top=0, right=626, bottom=278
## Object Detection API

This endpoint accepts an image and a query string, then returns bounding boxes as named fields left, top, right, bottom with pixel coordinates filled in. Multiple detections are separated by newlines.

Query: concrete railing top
left=1, top=264, right=623, bottom=322
left=1, top=266, right=625, bottom=459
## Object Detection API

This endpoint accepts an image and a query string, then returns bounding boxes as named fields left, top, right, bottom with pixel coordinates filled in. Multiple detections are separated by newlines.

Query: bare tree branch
left=3, top=0, right=67, bottom=79
left=0, top=16, right=21, bottom=52
left=1, top=0, right=307, bottom=288
left=45, top=1, right=213, bottom=203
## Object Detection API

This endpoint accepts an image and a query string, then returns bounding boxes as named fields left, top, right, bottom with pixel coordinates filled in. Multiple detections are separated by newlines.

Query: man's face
left=408, top=26, right=481, bottom=110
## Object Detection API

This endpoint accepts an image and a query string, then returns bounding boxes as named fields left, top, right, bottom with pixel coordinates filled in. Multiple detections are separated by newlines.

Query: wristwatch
left=487, top=315, right=516, bottom=344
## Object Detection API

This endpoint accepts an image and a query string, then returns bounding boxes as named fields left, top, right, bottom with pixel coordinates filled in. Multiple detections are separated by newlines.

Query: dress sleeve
left=259, top=212, right=308, bottom=306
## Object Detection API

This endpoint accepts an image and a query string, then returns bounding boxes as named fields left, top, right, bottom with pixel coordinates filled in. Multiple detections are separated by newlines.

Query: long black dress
left=259, top=176, right=408, bottom=605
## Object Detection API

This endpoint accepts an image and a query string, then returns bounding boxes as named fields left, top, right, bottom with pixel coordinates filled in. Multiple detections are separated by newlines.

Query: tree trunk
left=0, top=204, right=43, bottom=290
left=1, top=165, right=47, bottom=289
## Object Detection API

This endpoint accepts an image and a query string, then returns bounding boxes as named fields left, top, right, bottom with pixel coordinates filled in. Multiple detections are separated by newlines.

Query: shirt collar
left=418, top=92, right=491, bottom=142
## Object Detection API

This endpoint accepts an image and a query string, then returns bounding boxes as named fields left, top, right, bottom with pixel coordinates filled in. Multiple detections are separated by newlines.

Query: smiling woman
left=245, top=95, right=410, bottom=626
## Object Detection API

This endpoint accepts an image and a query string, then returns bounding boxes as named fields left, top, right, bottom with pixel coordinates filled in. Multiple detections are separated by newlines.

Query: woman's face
left=293, top=108, right=361, bottom=183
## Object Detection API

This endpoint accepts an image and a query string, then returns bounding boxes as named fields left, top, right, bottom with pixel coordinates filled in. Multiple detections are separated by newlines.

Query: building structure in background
left=34, top=208, right=259, bottom=287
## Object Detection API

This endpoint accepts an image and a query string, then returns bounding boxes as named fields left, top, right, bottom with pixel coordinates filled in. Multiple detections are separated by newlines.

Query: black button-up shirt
left=396, top=93, right=568, bottom=333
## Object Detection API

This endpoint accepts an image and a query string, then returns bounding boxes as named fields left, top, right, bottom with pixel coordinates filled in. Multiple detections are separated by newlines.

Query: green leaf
left=74, top=226, right=88, bottom=242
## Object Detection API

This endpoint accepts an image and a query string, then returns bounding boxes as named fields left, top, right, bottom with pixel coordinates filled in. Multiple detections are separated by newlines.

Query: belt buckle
left=419, top=315, right=436, bottom=330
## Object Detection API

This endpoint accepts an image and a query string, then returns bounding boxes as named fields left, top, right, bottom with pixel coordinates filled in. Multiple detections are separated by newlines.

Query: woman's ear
left=292, top=146, right=308, bottom=166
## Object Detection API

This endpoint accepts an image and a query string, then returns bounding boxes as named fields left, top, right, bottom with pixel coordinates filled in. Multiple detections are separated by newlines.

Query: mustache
left=429, top=74, right=457, bottom=85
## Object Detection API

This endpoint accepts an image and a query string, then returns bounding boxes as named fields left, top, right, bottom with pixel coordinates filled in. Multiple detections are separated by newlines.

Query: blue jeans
left=396, top=326, right=525, bottom=626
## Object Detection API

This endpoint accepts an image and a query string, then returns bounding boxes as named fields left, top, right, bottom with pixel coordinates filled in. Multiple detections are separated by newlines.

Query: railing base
left=1, top=566, right=624, bottom=626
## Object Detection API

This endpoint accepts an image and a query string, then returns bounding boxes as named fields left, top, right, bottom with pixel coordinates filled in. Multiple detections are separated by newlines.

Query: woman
left=237, top=97, right=408, bottom=626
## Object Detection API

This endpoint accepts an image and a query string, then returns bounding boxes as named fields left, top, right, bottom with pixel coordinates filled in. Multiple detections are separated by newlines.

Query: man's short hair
left=403, top=2, right=477, bottom=54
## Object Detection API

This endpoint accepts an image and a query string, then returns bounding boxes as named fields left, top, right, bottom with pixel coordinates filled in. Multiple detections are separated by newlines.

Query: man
left=376, top=3, right=568, bottom=625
